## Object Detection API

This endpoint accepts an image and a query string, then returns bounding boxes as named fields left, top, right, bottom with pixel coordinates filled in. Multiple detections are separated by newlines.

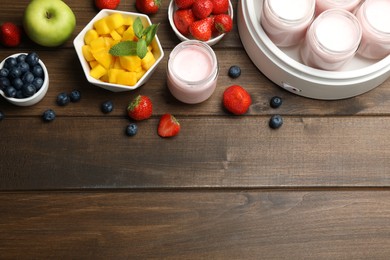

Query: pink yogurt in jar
left=315, top=0, right=361, bottom=15
left=300, top=9, right=362, bottom=70
left=167, top=40, right=218, bottom=104
left=356, top=0, right=390, bottom=60
left=260, top=0, right=315, bottom=47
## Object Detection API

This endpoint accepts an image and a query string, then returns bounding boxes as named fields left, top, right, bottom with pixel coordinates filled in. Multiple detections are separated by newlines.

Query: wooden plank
left=1, top=116, right=389, bottom=190
left=0, top=190, right=389, bottom=259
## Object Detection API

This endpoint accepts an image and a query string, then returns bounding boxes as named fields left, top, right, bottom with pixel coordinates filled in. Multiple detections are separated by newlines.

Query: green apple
left=23, top=0, right=76, bottom=47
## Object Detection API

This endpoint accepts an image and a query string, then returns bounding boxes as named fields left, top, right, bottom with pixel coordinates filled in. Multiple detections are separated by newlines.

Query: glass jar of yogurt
left=167, top=40, right=219, bottom=104
left=315, top=0, right=361, bottom=15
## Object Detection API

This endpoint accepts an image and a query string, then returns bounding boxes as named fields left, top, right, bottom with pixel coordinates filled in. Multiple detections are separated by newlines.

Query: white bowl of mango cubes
left=74, top=9, right=164, bottom=92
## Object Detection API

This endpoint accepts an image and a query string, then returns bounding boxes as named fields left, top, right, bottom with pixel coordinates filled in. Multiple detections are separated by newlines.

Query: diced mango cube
left=119, top=55, right=142, bottom=72
left=100, top=73, right=109, bottom=82
left=122, top=26, right=135, bottom=41
left=116, top=25, right=127, bottom=35
left=141, top=51, right=156, bottom=71
left=84, top=29, right=99, bottom=45
left=106, top=13, right=125, bottom=31
left=123, top=16, right=133, bottom=26
left=110, top=30, right=122, bottom=41
left=82, top=45, right=95, bottom=62
left=94, top=18, right=111, bottom=35
left=136, top=69, right=146, bottom=81
left=117, top=70, right=137, bottom=86
left=112, top=57, right=122, bottom=69
left=90, top=64, right=107, bottom=79
left=90, top=37, right=107, bottom=52
left=108, top=68, right=123, bottom=84
left=92, top=49, right=114, bottom=69
left=103, top=36, right=116, bottom=48
left=89, top=60, right=99, bottom=69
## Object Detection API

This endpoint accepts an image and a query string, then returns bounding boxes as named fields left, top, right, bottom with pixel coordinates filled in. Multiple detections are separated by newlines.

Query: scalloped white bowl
left=73, top=9, right=164, bottom=92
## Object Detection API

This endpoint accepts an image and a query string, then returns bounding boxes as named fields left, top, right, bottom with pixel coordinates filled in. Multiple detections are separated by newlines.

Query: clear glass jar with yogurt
left=260, top=0, right=316, bottom=47
left=315, top=0, right=361, bottom=15
left=167, top=40, right=219, bottom=104
left=300, top=9, right=362, bottom=71
left=355, top=0, right=390, bottom=60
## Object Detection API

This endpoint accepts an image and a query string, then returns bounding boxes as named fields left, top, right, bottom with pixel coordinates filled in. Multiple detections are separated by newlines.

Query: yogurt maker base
left=237, top=0, right=390, bottom=100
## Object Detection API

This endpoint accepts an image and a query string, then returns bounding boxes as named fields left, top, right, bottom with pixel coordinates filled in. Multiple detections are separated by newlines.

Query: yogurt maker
left=237, top=0, right=390, bottom=100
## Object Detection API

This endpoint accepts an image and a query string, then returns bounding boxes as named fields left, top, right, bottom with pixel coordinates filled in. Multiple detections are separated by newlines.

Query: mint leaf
left=133, top=17, right=144, bottom=39
left=136, top=39, right=147, bottom=59
left=109, top=41, right=137, bottom=56
left=145, top=23, right=159, bottom=46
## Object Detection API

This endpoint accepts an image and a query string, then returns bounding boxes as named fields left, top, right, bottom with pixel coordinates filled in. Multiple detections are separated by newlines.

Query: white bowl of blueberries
left=0, top=52, right=49, bottom=106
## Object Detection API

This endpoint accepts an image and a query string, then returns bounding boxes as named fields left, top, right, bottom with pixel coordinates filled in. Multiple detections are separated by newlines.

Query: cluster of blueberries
left=0, top=53, right=45, bottom=99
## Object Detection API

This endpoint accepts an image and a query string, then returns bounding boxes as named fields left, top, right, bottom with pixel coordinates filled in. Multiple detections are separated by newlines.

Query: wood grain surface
left=1, top=0, right=390, bottom=258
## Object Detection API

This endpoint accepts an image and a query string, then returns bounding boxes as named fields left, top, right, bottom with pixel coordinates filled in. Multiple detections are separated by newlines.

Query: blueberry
left=101, top=101, right=113, bottom=113
left=0, top=77, right=11, bottom=90
left=69, top=90, right=81, bottom=102
left=16, top=54, right=27, bottom=63
left=22, top=84, right=36, bottom=97
left=17, top=62, right=30, bottom=74
left=56, top=92, right=70, bottom=106
left=22, top=72, right=35, bottom=83
left=42, top=109, right=56, bottom=122
left=270, top=96, right=283, bottom=108
left=228, top=65, right=241, bottom=79
left=32, top=77, right=44, bottom=90
left=12, top=78, right=24, bottom=90
left=0, top=68, right=9, bottom=77
left=125, top=123, right=138, bottom=136
left=16, top=90, right=24, bottom=99
left=0, top=111, right=4, bottom=121
left=32, top=64, right=43, bottom=78
left=4, top=86, right=17, bottom=98
left=269, top=115, right=283, bottom=129
left=4, top=57, right=17, bottom=69
left=25, top=52, right=39, bottom=66
left=9, top=67, right=22, bottom=79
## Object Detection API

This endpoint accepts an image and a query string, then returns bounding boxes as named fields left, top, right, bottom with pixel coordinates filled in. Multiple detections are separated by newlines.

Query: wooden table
left=1, top=0, right=390, bottom=258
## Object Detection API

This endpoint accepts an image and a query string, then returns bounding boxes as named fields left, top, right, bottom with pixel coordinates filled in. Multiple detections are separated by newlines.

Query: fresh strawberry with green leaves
left=127, top=95, right=153, bottom=121
left=94, top=0, right=120, bottom=10
left=189, top=17, right=213, bottom=41
left=173, top=9, right=195, bottom=35
left=211, top=0, right=229, bottom=14
left=175, top=0, right=195, bottom=9
left=136, top=0, right=161, bottom=14
left=192, top=0, right=214, bottom=19
left=223, top=85, right=252, bottom=115
left=158, top=114, right=180, bottom=137
left=0, top=22, right=21, bottom=47
left=214, top=14, right=233, bottom=34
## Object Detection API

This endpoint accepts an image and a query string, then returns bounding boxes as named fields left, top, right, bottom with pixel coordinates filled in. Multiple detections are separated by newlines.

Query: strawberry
left=136, top=0, right=161, bottom=14
left=192, top=0, right=214, bottom=19
left=175, top=0, right=195, bottom=9
left=158, top=114, right=180, bottom=137
left=214, top=14, right=233, bottom=34
left=211, top=0, right=229, bottom=14
left=127, top=95, right=153, bottom=121
left=0, top=22, right=21, bottom=47
left=223, top=85, right=252, bottom=115
left=94, top=0, right=120, bottom=10
left=189, top=18, right=213, bottom=41
left=173, top=9, right=196, bottom=35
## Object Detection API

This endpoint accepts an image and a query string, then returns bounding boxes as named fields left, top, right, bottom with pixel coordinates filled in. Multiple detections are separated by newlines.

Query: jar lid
left=364, top=0, right=390, bottom=34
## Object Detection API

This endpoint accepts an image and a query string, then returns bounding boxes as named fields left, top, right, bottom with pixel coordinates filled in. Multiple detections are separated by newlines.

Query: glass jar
left=260, top=0, right=315, bottom=47
left=300, top=9, right=362, bottom=70
left=167, top=40, right=219, bottom=104
left=356, top=0, right=390, bottom=60
left=315, top=0, right=361, bottom=15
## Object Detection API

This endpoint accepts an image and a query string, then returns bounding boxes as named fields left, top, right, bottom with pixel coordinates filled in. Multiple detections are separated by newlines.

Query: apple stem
left=45, top=11, right=52, bottom=19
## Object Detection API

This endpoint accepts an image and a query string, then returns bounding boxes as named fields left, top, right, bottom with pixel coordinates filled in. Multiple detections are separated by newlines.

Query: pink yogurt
left=261, top=0, right=315, bottom=47
left=300, top=9, right=362, bottom=70
left=315, top=0, right=362, bottom=15
left=167, top=40, right=218, bottom=104
left=356, top=0, right=390, bottom=60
